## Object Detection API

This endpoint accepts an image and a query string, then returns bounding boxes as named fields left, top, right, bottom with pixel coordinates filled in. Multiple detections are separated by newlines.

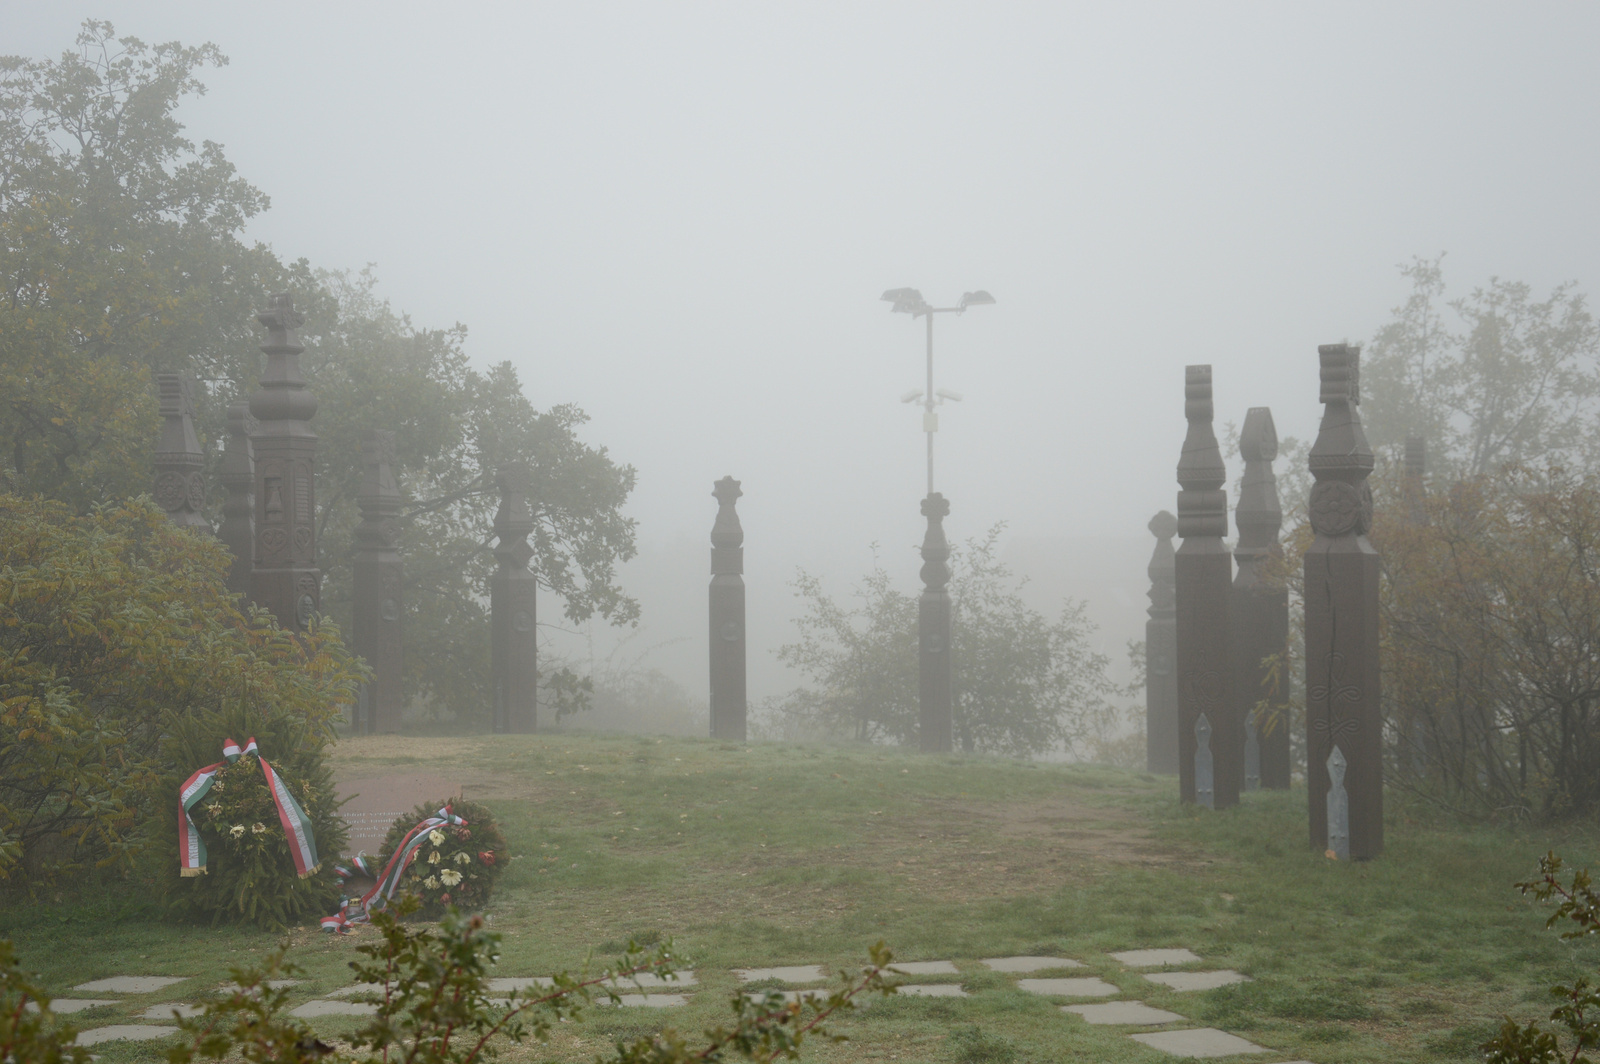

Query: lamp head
left=881, top=287, right=929, bottom=315
left=958, top=290, right=996, bottom=309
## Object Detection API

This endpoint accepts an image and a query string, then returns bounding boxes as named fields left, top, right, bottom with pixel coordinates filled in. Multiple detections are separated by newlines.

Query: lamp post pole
left=882, top=287, right=994, bottom=752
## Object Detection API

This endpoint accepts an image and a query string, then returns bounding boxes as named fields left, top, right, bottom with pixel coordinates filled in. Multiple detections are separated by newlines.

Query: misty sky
left=9, top=3, right=1600, bottom=707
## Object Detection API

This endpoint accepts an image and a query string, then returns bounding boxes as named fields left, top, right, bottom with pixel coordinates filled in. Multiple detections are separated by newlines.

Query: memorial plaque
left=1175, top=366, right=1238, bottom=807
left=353, top=430, right=404, bottom=734
left=919, top=492, right=954, bottom=753
left=1304, top=343, right=1382, bottom=859
left=248, top=295, right=320, bottom=630
left=1231, top=406, right=1291, bottom=790
left=1145, top=511, right=1179, bottom=775
left=491, top=464, right=538, bottom=734
left=709, top=476, right=747, bottom=741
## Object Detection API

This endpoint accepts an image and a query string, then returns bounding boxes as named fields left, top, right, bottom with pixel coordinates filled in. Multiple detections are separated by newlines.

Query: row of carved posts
left=1152, top=344, right=1384, bottom=860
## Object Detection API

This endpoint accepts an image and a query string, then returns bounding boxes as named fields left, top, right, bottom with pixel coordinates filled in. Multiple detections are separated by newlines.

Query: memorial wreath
left=368, top=797, right=506, bottom=920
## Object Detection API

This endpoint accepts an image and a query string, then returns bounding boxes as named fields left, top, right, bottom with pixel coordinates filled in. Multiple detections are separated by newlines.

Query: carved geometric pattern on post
left=1326, top=745, right=1350, bottom=861
left=1194, top=713, right=1214, bottom=810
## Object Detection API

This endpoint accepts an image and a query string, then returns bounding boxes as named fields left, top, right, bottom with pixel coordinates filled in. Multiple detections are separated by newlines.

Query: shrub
left=0, top=938, right=91, bottom=1063
left=376, top=798, right=508, bottom=919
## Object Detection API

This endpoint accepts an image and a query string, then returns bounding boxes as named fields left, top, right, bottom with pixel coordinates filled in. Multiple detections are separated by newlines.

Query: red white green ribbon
left=322, top=806, right=466, bottom=932
left=178, top=736, right=321, bottom=879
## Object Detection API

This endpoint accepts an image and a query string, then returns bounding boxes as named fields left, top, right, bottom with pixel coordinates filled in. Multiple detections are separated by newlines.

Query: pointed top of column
left=1177, top=365, right=1225, bottom=492
left=919, top=492, right=951, bottom=590
left=712, top=476, right=744, bottom=549
left=250, top=293, right=317, bottom=424
left=1239, top=407, right=1278, bottom=463
left=155, top=373, right=202, bottom=459
left=1309, top=343, right=1374, bottom=482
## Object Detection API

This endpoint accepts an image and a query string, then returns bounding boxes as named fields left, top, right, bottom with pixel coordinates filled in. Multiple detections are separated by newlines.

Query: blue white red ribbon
left=322, top=806, right=466, bottom=932
left=178, top=737, right=321, bottom=879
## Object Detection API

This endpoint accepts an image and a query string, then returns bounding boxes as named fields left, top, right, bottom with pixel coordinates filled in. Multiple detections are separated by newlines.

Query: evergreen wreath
left=376, top=797, right=507, bottom=918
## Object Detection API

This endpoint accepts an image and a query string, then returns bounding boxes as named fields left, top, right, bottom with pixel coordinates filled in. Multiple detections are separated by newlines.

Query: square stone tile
left=1130, top=1028, right=1270, bottom=1057
left=1145, top=971, right=1248, bottom=992
left=73, top=976, right=188, bottom=993
left=488, top=977, right=554, bottom=992
left=325, top=982, right=386, bottom=998
left=1110, top=949, right=1200, bottom=968
left=74, top=1025, right=180, bottom=1046
left=140, top=1003, right=208, bottom=1019
left=291, top=1000, right=380, bottom=1017
left=891, top=960, right=958, bottom=975
left=734, top=965, right=827, bottom=984
left=897, top=983, right=968, bottom=997
left=610, top=994, right=687, bottom=1007
left=24, top=999, right=115, bottom=1014
left=218, top=979, right=302, bottom=993
left=602, top=971, right=696, bottom=988
left=1018, top=977, right=1120, bottom=998
left=981, top=956, right=1085, bottom=972
left=745, top=989, right=829, bottom=1005
left=1065, top=1000, right=1183, bottom=1025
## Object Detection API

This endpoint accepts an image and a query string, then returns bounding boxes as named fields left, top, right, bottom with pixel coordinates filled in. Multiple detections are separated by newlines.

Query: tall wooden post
left=354, top=430, right=404, bottom=734
left=709, top=476, right=747, bottom=741
left=1305, top=343, right=1382, bottom=860
left=918, top=492, right=954, bottom=753
left=218, top=401, right=256, bottom=601
left=1145, top=510, right=1179, bottom=774
left=1175, top=365, right=1237, bottom=808
left=249, top=295, right=320, bottom=630
left=1232, top=407, right=1290, bottom=791
left=153, top=374, right=209, bottom=533
left=491, top=465, right=538, bottom=734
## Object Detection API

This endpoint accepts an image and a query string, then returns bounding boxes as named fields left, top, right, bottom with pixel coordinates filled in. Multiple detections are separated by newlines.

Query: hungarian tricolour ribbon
left=321, top=806, right=467, bottom=933
left=178, top=737, right=321, bottom=879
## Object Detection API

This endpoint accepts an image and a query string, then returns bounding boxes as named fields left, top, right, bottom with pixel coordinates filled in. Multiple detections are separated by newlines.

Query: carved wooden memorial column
left=354, top=430, right=404, bottom=734
left=249, top=295, right=320, bottom=630
left=1232, top=407, right=1290, bottom=791
left=1175, top=365, right=1238, bottom=808
left=1145, top=510, right=1179, bottom=775
left=153, top=374, right=209, bottom=533
left=709, top=476, right=747, bottom=741
left=1305, top=343, right=1382, bottom=860
left=219, top=402, right=257, bottom=600
left=1404, top=436, right=1427, bottom=525
left=918, top=492, right=954, bottom=753
left=491, top=465, right=538, bottom=734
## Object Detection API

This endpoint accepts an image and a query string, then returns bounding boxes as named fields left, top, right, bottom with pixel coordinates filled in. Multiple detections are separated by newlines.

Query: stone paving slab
left=1110, top=949, right=1201, bottom=968
left=1017, top=977, right=1120, bottom=998
left=1145, top=970, right=1248, bottom=992
left=74, top=1024, right=180, bottom=1046
left=607, top=994, right=688, bottom=1007
left=745, top=990, right=831, bottom=1005
left=24, top=999, right=116, bottom=1014
left=890, top=960, right=958, bottom=975
left=981, top=956, right=1085, bottom=972
left=1130, top=1028, right=1271, bottom=1057
left=1065, top=1001, right=1183, bottom=1025
left=218, top=979, right=303, bottom=993
left=73, top=976, right=189, bottom=993
left=140, top=1003, right=208, bottom=1019
left=488, top=977, right=554, bottom=992
left=734, top=965, right=827, bottom=984
left=602, top=971, right=697, bottom=988
left=896, top=983, right=968, bottom=997
left=325, top=982, right=386, bottom=998
left=291, top=1000, right=380, bottom=1017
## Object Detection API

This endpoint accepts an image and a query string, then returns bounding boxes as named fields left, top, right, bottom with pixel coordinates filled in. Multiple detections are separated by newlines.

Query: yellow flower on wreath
left=428, top=829, right=445, bottom=846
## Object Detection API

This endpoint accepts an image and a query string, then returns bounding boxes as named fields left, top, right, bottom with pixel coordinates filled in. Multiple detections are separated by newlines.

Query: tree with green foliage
left=1, top=22, right=641, bottom=724
left=0, top=491, right=364, bottom=886
left=772, top=527, right=1122, bottom=757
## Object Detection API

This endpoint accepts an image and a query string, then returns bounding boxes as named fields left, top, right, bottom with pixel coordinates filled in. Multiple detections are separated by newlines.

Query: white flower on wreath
left=452, top=851, right=471, bottom=865
left=206, top=802, right=221, bottom=815
left=229, top=824, right=245, bottom=838
left=427, top=850, right=441, bottom=864
left=429, top=829, right=446, bottom=846
left=439, top=869, right=462, bottom=887
left=251, top=822, right=266, bottom=834
left=424, top=876, right=439, bottom=889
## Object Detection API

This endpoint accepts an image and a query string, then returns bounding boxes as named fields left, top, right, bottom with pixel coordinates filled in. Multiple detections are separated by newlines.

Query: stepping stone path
left=25, top=999, right=114, bottom=1014
left=61, top=947, right=1310, bottom=1059
left=1145, top=970, right=1249, bottom=992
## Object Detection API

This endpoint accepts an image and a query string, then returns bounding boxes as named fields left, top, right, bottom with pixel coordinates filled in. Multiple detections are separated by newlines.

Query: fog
left=10, top=2, right=1600, bottom=709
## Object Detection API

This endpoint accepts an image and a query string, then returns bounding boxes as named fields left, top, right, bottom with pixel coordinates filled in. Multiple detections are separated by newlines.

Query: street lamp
left=882, top=288, right=995, bottom=495
left=882, top=286, right=994, bottom=754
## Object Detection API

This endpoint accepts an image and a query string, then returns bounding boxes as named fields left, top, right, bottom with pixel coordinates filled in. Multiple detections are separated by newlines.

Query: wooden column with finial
left=249, top=294, right=320, bottom=631
left=1145, top=510, right=1179, bottom=775
left=153, top=374, right=210, bottom=533
left=491, top=464, right=538, bottom=734
left=354, top=429, right=404, bottom=734
left=709, top=476, right=747, bottom=741
left=1404, top=436, right=1428, bottom=525
left=919, top=492, right=954, bottom=753
left=1305, top=343, right=1382, bottom=860
left=1175, top=365, right=1237, bottom=808
left=1233, top=407, right=1290, bottom=791
left=219, top=402, right=257, bottom=601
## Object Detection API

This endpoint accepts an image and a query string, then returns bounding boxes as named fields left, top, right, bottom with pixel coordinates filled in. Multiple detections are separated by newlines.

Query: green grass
left=6, top=731, right=1599, bottom=1062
